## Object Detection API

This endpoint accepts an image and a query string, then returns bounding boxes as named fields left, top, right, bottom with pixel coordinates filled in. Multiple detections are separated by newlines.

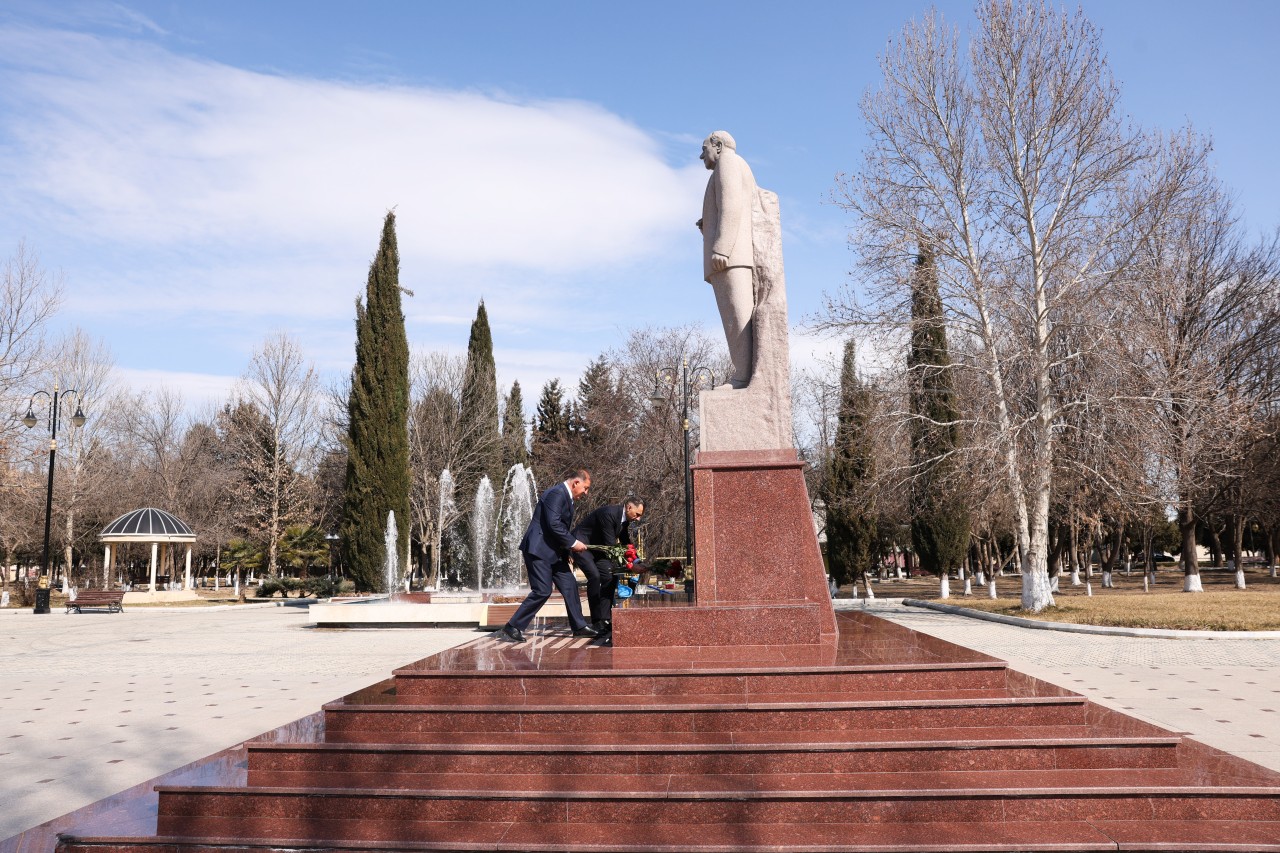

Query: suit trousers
left=573, top=550, right=618, bottom=626
left=508, top=553, right=588, bottom=632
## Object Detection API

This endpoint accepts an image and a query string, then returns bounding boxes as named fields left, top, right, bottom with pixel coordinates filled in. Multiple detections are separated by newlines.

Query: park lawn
left=957, top=590, right=1280, bottom=632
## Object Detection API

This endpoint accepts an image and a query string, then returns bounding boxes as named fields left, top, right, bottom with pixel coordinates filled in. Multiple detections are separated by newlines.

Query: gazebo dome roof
left=100, top=508, right=197, bottom=542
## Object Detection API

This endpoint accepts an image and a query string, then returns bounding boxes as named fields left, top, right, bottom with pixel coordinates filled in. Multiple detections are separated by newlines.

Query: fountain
left=473, top=476, right=497, bottom=589
left=308, top=465, right=561, bottom=627
left=383, top=510, right=399, bottom=594
left=493, top=463, right=536, bottom=590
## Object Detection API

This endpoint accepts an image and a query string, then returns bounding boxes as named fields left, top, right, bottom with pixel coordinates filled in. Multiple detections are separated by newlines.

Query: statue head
left=700, top=130, right=737, bottom=170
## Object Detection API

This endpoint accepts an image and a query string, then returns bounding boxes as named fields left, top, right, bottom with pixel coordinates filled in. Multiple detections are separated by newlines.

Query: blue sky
left=1, top=0, right=1277, bottom=413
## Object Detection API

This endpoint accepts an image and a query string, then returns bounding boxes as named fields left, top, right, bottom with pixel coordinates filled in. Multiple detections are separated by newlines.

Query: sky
left=1, top=0, right=1277, bottom=416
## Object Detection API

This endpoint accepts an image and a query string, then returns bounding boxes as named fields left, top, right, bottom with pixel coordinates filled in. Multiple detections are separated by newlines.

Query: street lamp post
left=22, top=383, right=87, bottom=613
left=650, top=358, right=714, bottom=566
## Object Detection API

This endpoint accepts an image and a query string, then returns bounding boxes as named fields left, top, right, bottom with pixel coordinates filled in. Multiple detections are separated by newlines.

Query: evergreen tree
left=459, top=300, right=501, bottom=494
left=573, top=356, right=616, bottom=445
left=908, top=246, right=970, bottom=575
left=500, top=381, right=529, bottom=473
left=530, top=379, right=568, bottom=484
left=826, top=341, right=878, bottom=585
left=341, top=212, right=411, bottom=592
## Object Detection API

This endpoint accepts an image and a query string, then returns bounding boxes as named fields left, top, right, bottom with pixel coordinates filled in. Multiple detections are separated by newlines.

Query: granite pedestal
left=611, top=450, right=837, bottom=655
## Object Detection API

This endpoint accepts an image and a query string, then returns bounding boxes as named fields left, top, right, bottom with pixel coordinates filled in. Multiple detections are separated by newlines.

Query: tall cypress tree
left=826, top=340, right=878, bottom=586
left=341, top=212, right=410, bottom=592
left=500, top=381, right=529, bottom=473
left=459, top=300, right=501, bottom=496
left=908, top=245, right=970, bottom=575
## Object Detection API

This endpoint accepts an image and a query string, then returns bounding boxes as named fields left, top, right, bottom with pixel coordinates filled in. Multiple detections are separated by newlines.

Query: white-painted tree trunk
left=1183, top=574, right=1203, bottom=592
left=1143, top=575, right=1149, bottom=592
left=1271, top=564, right=1278, bottom=579
left=976, top=570, right=987, bottom=586
left=1070, top=568, right=1082, bottom=586
left=1085, top=581, right=1092, bottom=596
left=1101, top=570, right=1112, bottom=588
left=962, top=577, right=972, bottom=595
left=939, top=574, right=950, bottom=598
left=988, top=579, right=998, bottom=599
left=864, top=577, right=876, bottom=599
left=1050, top=575, right=1059, bottom=593
left=1235, top=569, right=1246, bottom=589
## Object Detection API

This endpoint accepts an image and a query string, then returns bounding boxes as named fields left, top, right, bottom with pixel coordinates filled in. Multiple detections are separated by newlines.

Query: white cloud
left=0, top=24, right=705, bottom=323
left=113, top=366, right=237, bottom=410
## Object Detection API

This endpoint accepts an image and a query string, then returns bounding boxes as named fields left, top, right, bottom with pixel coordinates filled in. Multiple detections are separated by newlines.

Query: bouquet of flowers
left=647, top=557, right=685, bottom=581
left=585, top=542, right=639, bottom=573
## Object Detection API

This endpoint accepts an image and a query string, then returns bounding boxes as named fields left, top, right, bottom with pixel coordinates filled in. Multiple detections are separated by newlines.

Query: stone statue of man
left=696, top=130, right=757, bottom=389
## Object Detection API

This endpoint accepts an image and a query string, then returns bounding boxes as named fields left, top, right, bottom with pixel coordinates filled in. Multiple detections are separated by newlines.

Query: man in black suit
left=572, top=496, right=645, bottom=636
left=498, top=468, right=597, bottom=643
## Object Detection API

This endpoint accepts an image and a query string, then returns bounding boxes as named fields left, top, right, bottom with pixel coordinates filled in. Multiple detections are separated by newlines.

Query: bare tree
left=46, top=329, right=119, bottom=587
left=408, top=351, right=501, bottom=586
left=0, top=242, right=61, bottom=443
left=231, top=332, right=320, bottom=575
left=1121, top=152, right=1280, bottom=590
left=825, top=1, right=1171, bottom=610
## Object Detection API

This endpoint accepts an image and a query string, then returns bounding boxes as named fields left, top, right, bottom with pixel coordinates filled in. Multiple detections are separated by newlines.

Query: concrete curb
left=902, top=598, right=1280, bottom=639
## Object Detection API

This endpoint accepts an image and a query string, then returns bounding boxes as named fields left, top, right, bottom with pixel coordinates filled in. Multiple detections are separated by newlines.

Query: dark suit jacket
left=572, top=504, right=634, bottom=550
left=519, top=483, right=578, bottom=563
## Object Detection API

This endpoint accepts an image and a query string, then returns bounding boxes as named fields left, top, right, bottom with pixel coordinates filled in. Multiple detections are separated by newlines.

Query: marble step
left=391, top=661, right=1014, bottom=703
left=53, top=819, right=1280, bottom=852
left=322, top=694, right=1089, bottom=743
left=245, top=735, right=1185, bottom=787
left=150, top=783, right=1280, bottom=839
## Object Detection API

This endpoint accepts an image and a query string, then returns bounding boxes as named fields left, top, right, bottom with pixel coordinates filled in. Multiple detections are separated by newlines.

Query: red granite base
left=613, top=450, right=836, bottom=650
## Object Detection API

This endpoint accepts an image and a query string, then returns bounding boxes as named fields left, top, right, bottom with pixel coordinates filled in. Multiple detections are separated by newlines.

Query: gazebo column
left=184, top=546, right=192, bottom=590
left=103, top=545, right=111, bottom=589
left=149, top=542, right=158, bottom=593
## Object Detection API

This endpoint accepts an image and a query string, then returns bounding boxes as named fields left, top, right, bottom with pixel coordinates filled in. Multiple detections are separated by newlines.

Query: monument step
left=314, top=721, right=1160, bottom=747
left=391, top=661, right=1013, bottom=702
left=321, top=694, right=1088, bottom=741
left=150, top=785, right=1280, bottom=840
left=53, top=819, right=1280, bottom=852
left=238, top=766, right=1210, bottom=794
left=246, top=736, right=1184, bottom=785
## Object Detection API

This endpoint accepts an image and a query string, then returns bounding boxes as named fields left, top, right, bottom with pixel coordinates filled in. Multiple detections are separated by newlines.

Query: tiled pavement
left=858, top=599, right=1280, bottom=773
left=0, top=605, right=476, bottom=840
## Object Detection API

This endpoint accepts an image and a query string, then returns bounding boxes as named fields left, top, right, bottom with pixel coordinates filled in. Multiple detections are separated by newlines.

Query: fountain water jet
left=384, top=510, right=399, bottom=595
left=472, top=476, right=496, bottom=590
left=493, top=463, right=536, bottom=589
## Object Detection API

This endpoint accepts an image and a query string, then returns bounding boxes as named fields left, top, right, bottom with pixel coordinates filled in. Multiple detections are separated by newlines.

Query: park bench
left=65, top=589, right=125, bottom=614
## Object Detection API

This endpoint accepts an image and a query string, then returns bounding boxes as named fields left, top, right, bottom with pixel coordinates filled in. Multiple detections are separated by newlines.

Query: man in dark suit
left=498, top=468, right=597, bottom=642
left=573, top=496, right=645, bottom=636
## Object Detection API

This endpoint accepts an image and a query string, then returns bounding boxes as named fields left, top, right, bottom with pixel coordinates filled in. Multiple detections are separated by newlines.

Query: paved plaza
left=0, top=604, right=476, bottom=841
left=2, top=600, right=1279, bottom=842
left=859, top=600, right=1280, bottom=773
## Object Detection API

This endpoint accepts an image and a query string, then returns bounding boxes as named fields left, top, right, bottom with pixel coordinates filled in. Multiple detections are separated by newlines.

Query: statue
left=693, top=131, right=794, bottom=452
left=697, top=130, right=757, bottom=389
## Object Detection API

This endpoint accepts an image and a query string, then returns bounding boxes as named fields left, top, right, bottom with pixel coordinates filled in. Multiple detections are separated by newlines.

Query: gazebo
left=100, top=508, right=197, bottom=592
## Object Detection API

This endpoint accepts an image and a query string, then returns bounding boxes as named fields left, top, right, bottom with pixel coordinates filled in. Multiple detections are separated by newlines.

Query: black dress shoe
left=498, top=624, right=524, bottom=642
left=572, top=625, right=599, bottom=638
left=592, top=620, right=611, bottom=634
